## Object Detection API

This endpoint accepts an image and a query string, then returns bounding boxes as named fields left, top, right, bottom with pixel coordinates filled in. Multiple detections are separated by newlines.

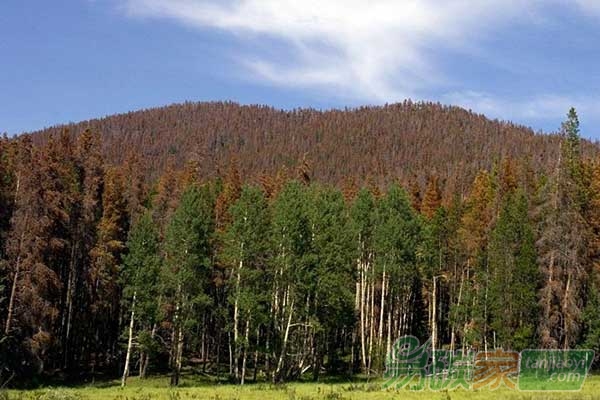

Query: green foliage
left=122, top=211, right=162, bottom=321
left=488, top=190, right=539, bottom=350
left=164, top=184, right=215, bottom=315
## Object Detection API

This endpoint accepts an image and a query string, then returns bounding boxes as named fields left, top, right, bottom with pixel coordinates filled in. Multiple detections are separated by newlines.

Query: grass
left=4, top=374, right=600, bottom=400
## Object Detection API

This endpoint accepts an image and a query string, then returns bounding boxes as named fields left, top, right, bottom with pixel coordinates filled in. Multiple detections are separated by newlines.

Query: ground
left=5, top=375, right=600, bottom=400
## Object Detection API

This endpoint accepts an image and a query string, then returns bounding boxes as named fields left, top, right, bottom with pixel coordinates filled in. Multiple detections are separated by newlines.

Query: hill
left=26, top=101, right=588, bottom=197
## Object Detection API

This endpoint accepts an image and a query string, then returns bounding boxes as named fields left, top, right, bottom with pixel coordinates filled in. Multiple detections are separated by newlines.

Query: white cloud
left=574, top=0, right=600, bottom=15
left=443, top=91, right=600, bottom=128
left=120, top=0, right=600, bottom=129
left=121, top=0, right=541, bottom=101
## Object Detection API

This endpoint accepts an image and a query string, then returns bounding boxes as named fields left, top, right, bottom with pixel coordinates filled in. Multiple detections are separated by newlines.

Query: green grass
left=4, top=374, right=600, bottom=400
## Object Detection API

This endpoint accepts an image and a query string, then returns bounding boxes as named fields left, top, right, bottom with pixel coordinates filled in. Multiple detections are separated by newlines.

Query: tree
left=163, top=184, right=214, bottom=386
left=221, top=186, right=271, bottom=384
left=120, top=212, right=161, bottom=386
left=89, top=167, right=129, bottom=366
left=457, top=169, right=494, bottom=353
left=349, top=188, right=377, bottom=374
left=269, top=181, right=312, bottom=382
left=421, top=174, right=442, bottom=219
left=374, top=184, right=423, bottom=370
left=308, top=186, right=354, bottom=377
left=536, top=108, right=591, bottom=349
left=488, top=191, right=539, bottom=350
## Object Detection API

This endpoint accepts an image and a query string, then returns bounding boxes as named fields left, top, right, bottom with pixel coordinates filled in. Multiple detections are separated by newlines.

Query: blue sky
left=2, top=1, right=600, bottom=138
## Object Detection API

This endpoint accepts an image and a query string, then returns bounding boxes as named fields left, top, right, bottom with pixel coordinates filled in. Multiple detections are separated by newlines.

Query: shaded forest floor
left=4, top=374, right=600, bottom=400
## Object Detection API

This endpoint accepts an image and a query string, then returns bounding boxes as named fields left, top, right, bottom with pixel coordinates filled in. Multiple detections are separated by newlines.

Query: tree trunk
left=121, top=292, right=136, bottom=387
left=140, top=323, right=156, bottom=379
left=241, top=318, right=250, bottom=385
left=275, top=299, right=294, bottom=382
left=5, top=228, right=26, bottom=336
left=233, top=256, right=243, bottom=381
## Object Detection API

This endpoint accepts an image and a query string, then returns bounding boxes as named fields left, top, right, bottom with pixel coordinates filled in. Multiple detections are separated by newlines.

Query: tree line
left=0, top=109, right=599, bottom=386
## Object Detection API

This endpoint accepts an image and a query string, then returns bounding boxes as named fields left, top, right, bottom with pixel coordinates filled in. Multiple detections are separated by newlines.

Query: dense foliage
left=0, top=107, right=599, bottom=386
left=28, top=101, right=599, bottom=201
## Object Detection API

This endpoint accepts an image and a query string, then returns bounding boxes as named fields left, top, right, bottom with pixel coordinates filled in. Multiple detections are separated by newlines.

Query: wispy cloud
left=443, top=91, right=600, bottom=129
left=120, top=0, right=600, bottom=128
left=121, top=0, right=540, bottom=101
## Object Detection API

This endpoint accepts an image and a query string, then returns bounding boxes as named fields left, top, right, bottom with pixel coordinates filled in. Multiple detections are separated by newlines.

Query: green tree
left=269, top=181, right=312, bottom=382
left=349, top=188, right=377, bottom=373
left=222, top=186, right=271, bottom=384
left=120, top=212, right=161, bottom=386
left=374, top=184, right=423, bottom=369
left=488, top=191, right=539, bottom=350
left=308, top=186, right=354, bottom=377
left=163, top=184, right=214, bottom=385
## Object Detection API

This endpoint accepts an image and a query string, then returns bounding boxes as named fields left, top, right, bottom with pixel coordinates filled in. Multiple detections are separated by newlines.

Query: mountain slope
left=27, top=101, right=593, bottom=196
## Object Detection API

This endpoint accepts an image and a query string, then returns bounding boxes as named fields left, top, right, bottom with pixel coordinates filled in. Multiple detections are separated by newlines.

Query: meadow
left=4, top=375, right=600, bottom=400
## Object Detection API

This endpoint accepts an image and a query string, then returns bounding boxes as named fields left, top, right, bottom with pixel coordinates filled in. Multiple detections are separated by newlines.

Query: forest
left=0, top=105, right=599, bottom=387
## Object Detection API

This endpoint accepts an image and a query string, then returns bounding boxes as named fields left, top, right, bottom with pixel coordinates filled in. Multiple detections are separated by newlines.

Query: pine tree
left=536, top=108, right=591, bottom=349
left=215, top=161, right=242, bottom=232
left=488, top=191, right=539, bottom=350
left=457, top=170, right=494, bottom=352
left=421, top=174, right=442, bottom=219
left=89, top=167, right=129, bottom=365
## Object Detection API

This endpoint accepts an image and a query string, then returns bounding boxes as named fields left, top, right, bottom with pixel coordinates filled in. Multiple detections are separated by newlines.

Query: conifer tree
left=421, top=174, right=442, bottom=219
left=89, top=167, right=129, bottom=365
left=536, top=108, right=591, bottom=349
left=488, top=191, right=539, bottom=350
left=457, top=170, right=494, bottom=352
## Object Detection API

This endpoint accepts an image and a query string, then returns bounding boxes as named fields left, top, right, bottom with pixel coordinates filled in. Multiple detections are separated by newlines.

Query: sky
left=2, top=0, right=600, bottom=138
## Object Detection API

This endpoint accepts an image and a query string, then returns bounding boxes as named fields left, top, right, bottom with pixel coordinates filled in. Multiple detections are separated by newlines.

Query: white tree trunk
left=121, top=292, right=136, bottom=387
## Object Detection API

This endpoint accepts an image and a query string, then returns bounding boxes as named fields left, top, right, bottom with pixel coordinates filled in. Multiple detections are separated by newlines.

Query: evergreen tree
left=536, top=108, right=591, bottom=349
left=88, top=167, right=129, bottom=366
left=488, top=191, right=539, bottom=350
left=421, top=174, right=442, bottom=219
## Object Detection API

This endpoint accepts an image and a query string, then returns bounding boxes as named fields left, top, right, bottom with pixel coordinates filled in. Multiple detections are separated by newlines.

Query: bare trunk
left=378, top=266, right=386, bottom=350
left=5, top=228, right=26, bottom=336
left=121, top=292, right=136, bottom=387
left=241, top=318, right=250, bottom=385
left=563, top=272, right=571, bottom=350
left=359, top=259, right=367, bottom=372
left=140, top=323, right=156, bottom=379
left=233, top=256, right=243, bottom=381
left=275, top=299, right=294, bottom=381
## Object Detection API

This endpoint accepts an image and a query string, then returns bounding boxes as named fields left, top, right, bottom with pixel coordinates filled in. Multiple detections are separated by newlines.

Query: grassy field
left=5, top=374, right=600, bottom=400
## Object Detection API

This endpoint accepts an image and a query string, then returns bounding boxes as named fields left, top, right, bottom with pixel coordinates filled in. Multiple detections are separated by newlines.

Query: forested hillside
left=0, top=105, right=599, bottom=386
left=27, top=101, right=598, bottom=200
